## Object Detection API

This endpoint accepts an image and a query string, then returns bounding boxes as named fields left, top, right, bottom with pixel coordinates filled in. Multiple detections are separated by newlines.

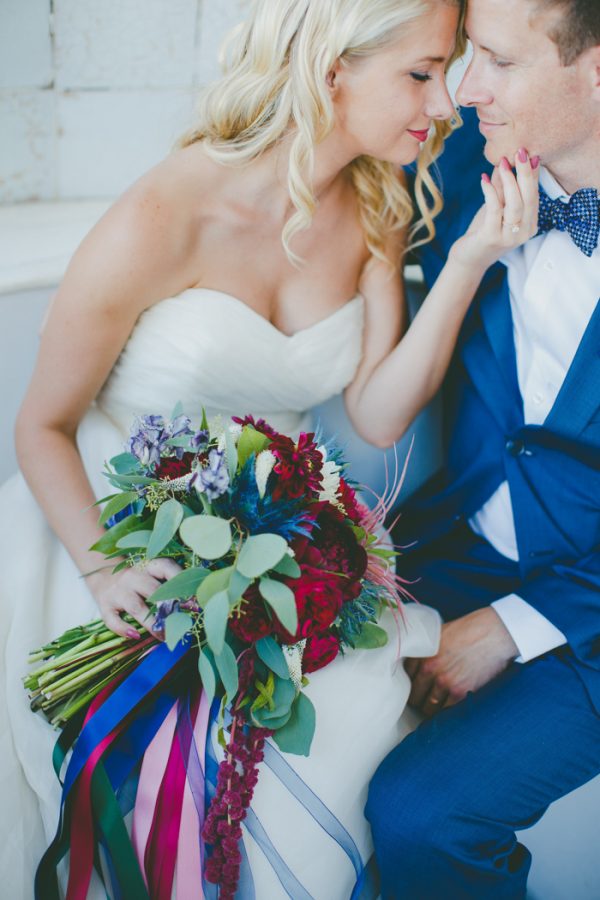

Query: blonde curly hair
left=179, top=0, right=465, bottom=265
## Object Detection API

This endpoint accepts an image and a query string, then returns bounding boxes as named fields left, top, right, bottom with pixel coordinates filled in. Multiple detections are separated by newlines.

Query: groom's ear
left=583, top=44, right=600, bottom=100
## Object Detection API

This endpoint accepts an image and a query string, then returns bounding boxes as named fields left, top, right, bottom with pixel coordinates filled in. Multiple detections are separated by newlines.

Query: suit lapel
left=544, top=298, right=600, bottom=439
left=461, top=264, right=524, bottom=434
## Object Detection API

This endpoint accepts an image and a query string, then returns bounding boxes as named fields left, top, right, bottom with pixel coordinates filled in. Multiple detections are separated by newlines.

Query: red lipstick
left=407, top=128, right=430, bottom=142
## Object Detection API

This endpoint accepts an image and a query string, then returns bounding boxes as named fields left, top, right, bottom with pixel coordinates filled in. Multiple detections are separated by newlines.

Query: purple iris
left=197, top=449, right=230, bottom=500
left=127, top=414, right=197, bottom=469
left=152, top=598, right=180, bottom=633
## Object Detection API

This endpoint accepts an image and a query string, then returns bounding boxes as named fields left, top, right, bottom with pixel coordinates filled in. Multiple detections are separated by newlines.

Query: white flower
left=255, top=449, right=276, bottom=498
left=215, top=419, right=242, bottom=452
left=317, top=445, right=341, bottom=504
left=209, top=415, right=224, bottom=444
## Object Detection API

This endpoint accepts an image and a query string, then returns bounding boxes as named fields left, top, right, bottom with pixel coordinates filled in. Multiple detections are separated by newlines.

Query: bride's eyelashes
left=410, top=71, right=432, bottom=83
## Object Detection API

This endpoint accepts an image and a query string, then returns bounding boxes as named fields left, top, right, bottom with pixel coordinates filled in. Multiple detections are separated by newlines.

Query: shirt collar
left=539, top=166, right=570, bottom=202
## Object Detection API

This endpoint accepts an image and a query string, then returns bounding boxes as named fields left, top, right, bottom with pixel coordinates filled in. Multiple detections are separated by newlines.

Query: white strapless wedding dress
left=0, top=289, right=440, bottom=899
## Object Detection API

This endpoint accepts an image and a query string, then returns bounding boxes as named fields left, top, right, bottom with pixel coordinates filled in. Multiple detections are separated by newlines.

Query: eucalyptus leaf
left=109, top=452, right=140, bottom=474
left=352, top=622, right=389, bottom=650
left=229, top=569, right=252, bottom=603
left=90, top=515, right=145, bottom=554
left=251, top=705, right=293, bottom=730
left=106, top=473, right=155, bottom=488
left=170, top=401, right=185, bottom=420
left=180, top=515, right=232, bottom=560
left=203, top=590, right=230, bottom=655
left=259, top=674, right=296, bottom=720
left=98, top=491, right=138, bottom=526
left=237, top=534, right=288, bottom=579
left=273, top=554, right=302, bottom=579
left=164, top=611, right=193, bottom=650
left=148, top=566, right=208, bottom=604
left=272, top=692, right=316, bottom=756
left=237, top=427, right=270, bottom=469
left=214, top=642, right=239, bottom=700
left=115, top=530, right=153, bottom=550
left=198, top=648, right=217, bottom=707
left=147, top=499, right=184, bottom=559
left=259, top=578, right=298, bottom=635
left=224, top=426, right=238, bottom=478
left=256, top=636, right=290, bottom=680
left=197, top=566, right=233, bottom=607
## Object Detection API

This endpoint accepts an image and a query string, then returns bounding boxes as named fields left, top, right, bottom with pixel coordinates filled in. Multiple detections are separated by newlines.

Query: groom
left=366, top=0, right=600, bottom=896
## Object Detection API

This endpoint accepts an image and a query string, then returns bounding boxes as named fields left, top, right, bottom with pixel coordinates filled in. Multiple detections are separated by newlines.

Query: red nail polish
left=126, top=627, right=141, bottom=640
left=481, top=172, right=492, bottom=184
left=500, top=157, right=511, bottom=171
left=517, top=147, right=528, bottom=164
left=530, top=155, right=540, bottom=170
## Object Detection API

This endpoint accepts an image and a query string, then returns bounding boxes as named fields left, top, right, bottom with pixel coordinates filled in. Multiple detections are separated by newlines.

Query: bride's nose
left=425, top=79, right=456, bottom=120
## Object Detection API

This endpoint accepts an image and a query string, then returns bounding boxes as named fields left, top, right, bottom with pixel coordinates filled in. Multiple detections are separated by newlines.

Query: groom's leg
left=366, top=652, right=600, bottom=899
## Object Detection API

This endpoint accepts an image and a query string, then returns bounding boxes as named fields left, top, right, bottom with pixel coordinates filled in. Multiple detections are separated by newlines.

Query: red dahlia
left=269, top=432, right=323, bottom=501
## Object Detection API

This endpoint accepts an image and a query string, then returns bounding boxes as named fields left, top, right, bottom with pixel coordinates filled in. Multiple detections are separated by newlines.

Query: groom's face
left=456, top=0, right=597, bottom=187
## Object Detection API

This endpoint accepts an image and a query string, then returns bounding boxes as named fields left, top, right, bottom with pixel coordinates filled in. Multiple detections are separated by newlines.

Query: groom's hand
left=405, top=607, right=519, bottom=718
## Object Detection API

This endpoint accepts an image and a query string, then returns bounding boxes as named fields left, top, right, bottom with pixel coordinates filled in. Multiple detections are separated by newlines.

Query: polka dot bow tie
left=537, top=186, right=600, bottom=257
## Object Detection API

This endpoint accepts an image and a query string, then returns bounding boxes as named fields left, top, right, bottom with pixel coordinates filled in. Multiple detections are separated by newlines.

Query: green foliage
left=251, top=674, right=296, bottom=729
left=196, top=566, right=233, bottom=607
left=108, top=452, right=140, bottom=474
left=273, top=692, right=316, bottom=756
left=90, top=515, right=145, bottom=554
left=203, top=590, right=230, bottom=655
left=148, top=567, right=208, bottom=604
left=236, top=427, right=270, bottom=469
left=180, top=515, right=232, bottom=560
left=259, top=578, right=298, bottom=635
left=98, top=490, right=139, bottom=527
left=272, top=554, right=302, bottom=579
left=352, top=621, right=388, bottom=649
left=214, top=642, right=239, bottom=700
left=237, top=533, right=288, bottom=578
left=198, top=648, right=217, bottom=706
left=164, top=611, right=193, bottom=650
left=256, top=636, right=290, bottom=680
left=115, top=530, right=153, bottom=550
left=224, top=426, right=238, bottom=478
left=147, top=499, right=184, bottom=559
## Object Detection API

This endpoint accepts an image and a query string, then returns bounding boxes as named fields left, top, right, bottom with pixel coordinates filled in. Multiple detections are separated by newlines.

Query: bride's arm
left=344, top=155, right=538, bottom=448
left=15, top=168, right=198, bottom=636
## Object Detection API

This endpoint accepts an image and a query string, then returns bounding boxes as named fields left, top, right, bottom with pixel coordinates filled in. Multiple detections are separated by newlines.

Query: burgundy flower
left=303, top=632, right=340, bottom=673
left=269, top=432, right=324, bottom=501
left=155, top=452, right=196, bottom=480
left=297, top=505, right=368, bottom=601
left=275, top=565, right=345, bottom=643
left=229, top=585, right=272, bottom=643
left=337, top=476, right=362, bottom=523
left=232, top=414, right=279, bottom=440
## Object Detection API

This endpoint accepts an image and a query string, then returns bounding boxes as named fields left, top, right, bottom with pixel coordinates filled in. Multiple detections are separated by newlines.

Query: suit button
left=505, top=439, right=525, bottom=456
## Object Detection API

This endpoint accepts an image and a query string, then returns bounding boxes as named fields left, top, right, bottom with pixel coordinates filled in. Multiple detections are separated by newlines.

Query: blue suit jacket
left=407, top=108, right=600, bottom=710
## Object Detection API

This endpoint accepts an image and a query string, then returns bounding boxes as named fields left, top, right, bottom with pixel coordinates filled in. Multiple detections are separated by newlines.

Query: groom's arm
left=407, top=545, right=600, bottom=717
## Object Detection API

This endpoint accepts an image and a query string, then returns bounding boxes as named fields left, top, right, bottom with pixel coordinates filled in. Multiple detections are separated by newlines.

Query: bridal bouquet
left=25, top=408, right=408, bottom=899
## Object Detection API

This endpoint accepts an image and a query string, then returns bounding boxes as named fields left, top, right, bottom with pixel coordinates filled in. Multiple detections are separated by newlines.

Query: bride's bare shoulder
left=68, top=142, right=224, bottom=310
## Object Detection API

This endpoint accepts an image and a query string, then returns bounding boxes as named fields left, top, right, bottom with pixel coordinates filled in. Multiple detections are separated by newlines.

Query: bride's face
left=330, top=4, right=458, bottom=166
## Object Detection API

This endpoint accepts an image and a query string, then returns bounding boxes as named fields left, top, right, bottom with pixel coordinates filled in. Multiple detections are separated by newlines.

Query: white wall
left=0, top=0, right=246, bottom=203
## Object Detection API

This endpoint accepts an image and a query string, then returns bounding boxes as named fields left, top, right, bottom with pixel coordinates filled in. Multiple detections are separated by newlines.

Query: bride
left=0, top=0, right=540, bottom=896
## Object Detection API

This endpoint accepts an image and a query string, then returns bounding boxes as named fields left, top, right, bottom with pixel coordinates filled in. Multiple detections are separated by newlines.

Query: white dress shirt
left=469, top=167, right=600, bottom=662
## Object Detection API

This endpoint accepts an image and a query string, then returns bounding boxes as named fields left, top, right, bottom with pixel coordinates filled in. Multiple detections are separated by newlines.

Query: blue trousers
left=366, top=524, right=600, bottom=899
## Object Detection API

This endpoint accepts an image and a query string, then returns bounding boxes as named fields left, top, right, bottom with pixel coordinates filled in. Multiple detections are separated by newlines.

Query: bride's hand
left=88, top=558, right=183, bottom=639
left=448, top=149, right=540, bottom=272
